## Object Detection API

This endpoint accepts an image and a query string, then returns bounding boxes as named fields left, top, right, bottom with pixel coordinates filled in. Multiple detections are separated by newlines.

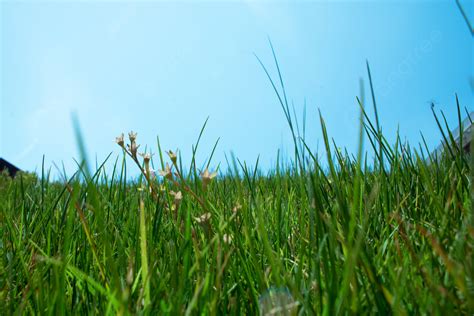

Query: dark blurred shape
left=0, top=158, right=21, bottom=177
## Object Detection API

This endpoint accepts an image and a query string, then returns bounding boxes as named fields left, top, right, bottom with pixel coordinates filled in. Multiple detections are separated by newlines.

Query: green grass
left=1, top=61, right=473, bottom=314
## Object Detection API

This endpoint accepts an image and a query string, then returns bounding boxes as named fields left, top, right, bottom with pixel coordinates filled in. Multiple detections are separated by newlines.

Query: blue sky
left=1, top=0, right=472, bottom=177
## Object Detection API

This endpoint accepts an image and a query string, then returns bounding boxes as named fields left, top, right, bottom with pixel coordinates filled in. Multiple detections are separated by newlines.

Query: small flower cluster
left=168, top=190, right=183, bottom=211
left=116, top=131, right=141, bottom=159
left=116, top=131, right=157, bottom=199
left=116, top=131, right=142, bottom=160
left=200, top=169, right=217, bottom=191
left=116, top=131, right=221, bottom=239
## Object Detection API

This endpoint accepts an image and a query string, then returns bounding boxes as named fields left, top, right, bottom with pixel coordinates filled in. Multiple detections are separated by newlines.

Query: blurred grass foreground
left=1, top=57, right=473, bottom=315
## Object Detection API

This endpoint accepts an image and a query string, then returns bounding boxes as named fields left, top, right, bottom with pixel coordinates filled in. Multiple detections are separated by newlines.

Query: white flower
left=140, top=152, right=152, bottom=163
left=201, top=168, right=217, bottom=189
left=232, top=203, right=242, bottom=213
left=195, top=212, right=211, bottom=224
left=158, top=163, right=173, bottom=180
left=223, top=234, right=232, bottom=244
left=170, top=190, right=182, bottom=204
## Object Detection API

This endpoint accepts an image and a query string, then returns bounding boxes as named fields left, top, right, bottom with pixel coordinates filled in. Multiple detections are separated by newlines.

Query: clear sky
left=1, top=0, right=472, bottom=177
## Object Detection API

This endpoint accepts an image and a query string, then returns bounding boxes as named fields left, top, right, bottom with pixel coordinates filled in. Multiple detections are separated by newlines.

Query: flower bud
left=167, top=150, right=177, bottom=164
left=115, top=133, right=125, bottom=147
left=201, top=168, right=217, bottom=190
left=128, top=131, right=137, bottom=143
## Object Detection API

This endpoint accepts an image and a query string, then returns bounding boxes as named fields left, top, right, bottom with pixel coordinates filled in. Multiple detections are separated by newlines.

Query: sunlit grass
left=1, top=58, right=473, bottom=314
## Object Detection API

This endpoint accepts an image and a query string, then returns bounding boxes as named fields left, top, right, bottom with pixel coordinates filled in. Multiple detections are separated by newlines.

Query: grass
left=1, top=58, right=473, bottom=315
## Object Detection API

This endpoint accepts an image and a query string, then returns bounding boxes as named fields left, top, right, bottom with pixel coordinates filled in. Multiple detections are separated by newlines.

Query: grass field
left=1, top=61, right=473, bottom=314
